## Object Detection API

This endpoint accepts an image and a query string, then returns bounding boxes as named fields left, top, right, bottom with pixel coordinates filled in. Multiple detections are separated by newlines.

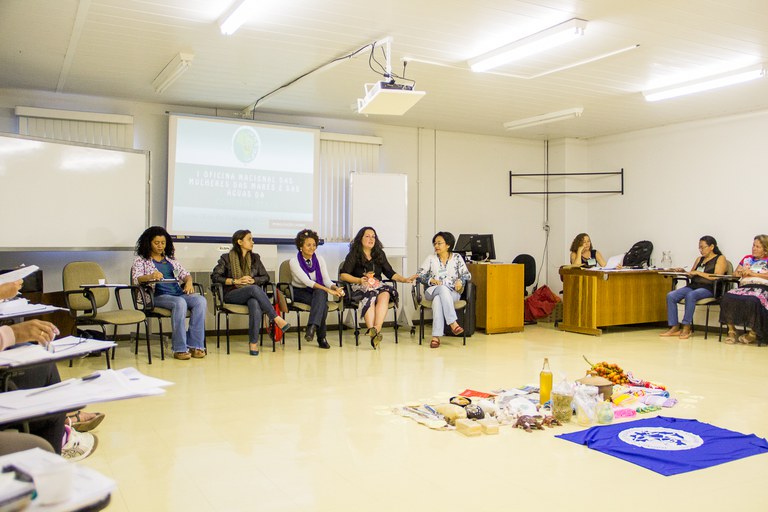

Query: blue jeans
left=224, top=285, right=276, bottom=342
left=292, top=286, right=329, bottom=338
left=666, top=286, right=713, bottom=326
left=425, top=285, right=460, bottom=336
left=154, top=293, right=207, bottom=352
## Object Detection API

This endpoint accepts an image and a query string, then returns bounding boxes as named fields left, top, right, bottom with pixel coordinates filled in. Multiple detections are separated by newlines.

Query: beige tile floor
left=59, top=323, right=768, bottom=512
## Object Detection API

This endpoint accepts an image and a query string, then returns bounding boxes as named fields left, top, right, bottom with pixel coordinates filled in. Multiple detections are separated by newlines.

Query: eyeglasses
left=47, top=339, right=88, bottom=354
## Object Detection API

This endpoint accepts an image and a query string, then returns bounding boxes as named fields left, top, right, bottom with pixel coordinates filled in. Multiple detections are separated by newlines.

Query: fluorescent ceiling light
left=469, top=18, right=587, bottom=72
left=219, top=0, right=258, bottom=35
left=152, top=53, right=194, bottom=94
left=643, top=63, right=766, bottom=102
left=503, top=107, right=584, bottom=130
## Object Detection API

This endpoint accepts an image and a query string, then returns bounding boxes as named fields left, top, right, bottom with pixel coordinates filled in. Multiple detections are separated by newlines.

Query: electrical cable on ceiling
left=249, top=39, right=412, bottom=118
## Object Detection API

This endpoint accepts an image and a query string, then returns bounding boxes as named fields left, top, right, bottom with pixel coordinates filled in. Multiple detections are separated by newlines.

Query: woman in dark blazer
left=211, top=229, right=290, bottom=355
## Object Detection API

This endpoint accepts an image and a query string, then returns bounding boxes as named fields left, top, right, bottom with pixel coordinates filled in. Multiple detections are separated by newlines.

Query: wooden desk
left=469, top=263, right=524, bottom=334
left=559, top=267, right=669, bottom=335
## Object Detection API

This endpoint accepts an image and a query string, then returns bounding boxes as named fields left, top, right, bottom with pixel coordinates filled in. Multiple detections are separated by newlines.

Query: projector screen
left=166, top=114, right=319, bottom=241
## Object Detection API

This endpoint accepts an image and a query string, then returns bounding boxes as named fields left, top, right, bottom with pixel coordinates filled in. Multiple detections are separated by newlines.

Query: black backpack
left=622, top=240, right=653, bottom=268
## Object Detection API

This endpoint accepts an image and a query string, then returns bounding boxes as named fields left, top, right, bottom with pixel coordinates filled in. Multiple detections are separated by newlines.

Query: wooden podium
left=559, top=267, right=669, bottom=335
left=469, top=263, right=524, bottom=334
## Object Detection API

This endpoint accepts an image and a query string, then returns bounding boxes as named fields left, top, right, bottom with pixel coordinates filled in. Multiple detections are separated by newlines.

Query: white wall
left=585, top=110, right=768, bottom=268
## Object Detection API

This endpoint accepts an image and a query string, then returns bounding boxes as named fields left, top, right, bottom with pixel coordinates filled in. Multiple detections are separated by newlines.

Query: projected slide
left=167, top=115, right=318, bottom=239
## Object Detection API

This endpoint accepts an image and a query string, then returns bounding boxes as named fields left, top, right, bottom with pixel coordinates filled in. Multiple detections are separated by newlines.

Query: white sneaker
left=61, top=426, right=97, bottom=462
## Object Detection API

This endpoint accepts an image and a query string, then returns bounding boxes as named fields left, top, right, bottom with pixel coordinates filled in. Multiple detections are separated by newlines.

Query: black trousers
left=5, top=360, right=66, bottom=455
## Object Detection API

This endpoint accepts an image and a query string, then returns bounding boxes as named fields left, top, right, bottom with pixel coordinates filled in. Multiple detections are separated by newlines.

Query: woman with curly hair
left=569, top=233, right=607, bottom=268
left=340, top=226, right=416, bottom=349
left=289, top=229, right=344, bottom=349
left=131, top=226, right=207, bottom=360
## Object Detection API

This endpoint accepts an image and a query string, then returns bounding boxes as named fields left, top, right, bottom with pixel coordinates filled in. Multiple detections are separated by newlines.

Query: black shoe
left=317, top=338, right=330, bottom=349
left=304, top=324, right=316, bottom=342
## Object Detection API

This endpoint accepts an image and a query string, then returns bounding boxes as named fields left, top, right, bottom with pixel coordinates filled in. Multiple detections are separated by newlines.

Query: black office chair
left=411, top=281, right=474, bottom=346
left=337, top=263, right=399, bottom=346
left=512, top=254, right=536, bottom=296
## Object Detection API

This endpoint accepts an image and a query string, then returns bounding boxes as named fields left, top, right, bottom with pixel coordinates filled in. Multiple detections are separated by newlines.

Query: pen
left=26, top=373, right=101, bottom=396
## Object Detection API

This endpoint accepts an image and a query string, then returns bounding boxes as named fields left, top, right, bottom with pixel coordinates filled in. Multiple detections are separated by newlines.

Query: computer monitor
left=454, top=234, right=496, bottom=262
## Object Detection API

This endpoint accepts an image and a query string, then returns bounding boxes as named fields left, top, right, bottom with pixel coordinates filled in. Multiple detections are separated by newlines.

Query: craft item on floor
left=557, top=416, right=768, bottom=476
left=513, top=415, right=544, bottom=433
left=459, top=389, right=496, bottom=398
left=497, top=395, right=538, bottom=422
left=456, top=418, right=482, bottom=436
left=476, top=398, right=499, bottom=418
left=541, top=415, right=562, bottom=428
left=573, top=385, right=599, bottom=426
left=639, top=395, right=678, bottom=408
left=449, top=395, right=471, bottom=407
left=613, top=407, right=637, bottom=419
left=465, top=404, right=485, bottom=420
left=434, top=403, right=467, bottom=426
left=478, top=418, right=499, bottom=434
left=636, top=405, right=662, bottom=414
left=394, top=406, right=449, bottom=430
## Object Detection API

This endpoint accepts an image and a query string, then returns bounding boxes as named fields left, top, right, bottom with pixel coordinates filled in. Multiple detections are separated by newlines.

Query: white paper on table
left=0, top=266, right=39, bottom=285
left=0, top=368, right=173, bottom=410
left=0, top=337, right=115, bottom=366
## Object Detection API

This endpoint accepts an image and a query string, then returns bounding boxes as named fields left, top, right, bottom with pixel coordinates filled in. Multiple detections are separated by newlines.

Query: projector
left=357, top=81, right=426, bottom=115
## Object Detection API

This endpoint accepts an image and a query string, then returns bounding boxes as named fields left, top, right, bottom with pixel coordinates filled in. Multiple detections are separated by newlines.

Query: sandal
left=66, top=411, right=105, bottom=432
left=450, top=323, right=464, bottom=336
left=659, top=327, right=681, bottom=337
left=738, top=332, right=757, bottom=345
left=367, top=328, right=381, bottom=349
left=249, top=342, right=260, bottom=356
left=430, top=337, right=440, bottom=348
left=724, top=332, right=737, bottom=344
left=678, top=327, right=692, bottom=340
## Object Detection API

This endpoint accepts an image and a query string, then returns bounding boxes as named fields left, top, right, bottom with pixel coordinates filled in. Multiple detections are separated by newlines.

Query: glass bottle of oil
left=540, top=358, right=553, bottom=405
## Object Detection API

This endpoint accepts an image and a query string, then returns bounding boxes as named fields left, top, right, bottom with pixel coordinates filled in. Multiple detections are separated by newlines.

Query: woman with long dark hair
left=131, top=226, right=207, bottom=360
left=660, top=235, right=727, bottom=339
left=340, top=226, right=416, bottom=349
left=211, top=229, right=290, bottom=356
left=720, top=235, right=768, bottom=344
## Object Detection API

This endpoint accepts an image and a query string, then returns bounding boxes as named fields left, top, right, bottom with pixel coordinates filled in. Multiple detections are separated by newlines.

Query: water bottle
left=661, top=251, right=672, bottom=269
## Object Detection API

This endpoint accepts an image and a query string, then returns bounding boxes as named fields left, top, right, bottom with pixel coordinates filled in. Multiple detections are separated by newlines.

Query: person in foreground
left=131, top=226, right=207, bottom=360
left=340, top=227, right=417, bottom=349
left=289, top=229, right=344, bottom=349
left=719, top=235, right=768, bottom=345
left=569, top=233, right=607, bottom=268
left=416, top=232, right=471, bottom=348
left=0, top=282, right=95, bottom=460
left=211, top=229, right=290, bottom=356
left=660, top=235, right=727, bottom=339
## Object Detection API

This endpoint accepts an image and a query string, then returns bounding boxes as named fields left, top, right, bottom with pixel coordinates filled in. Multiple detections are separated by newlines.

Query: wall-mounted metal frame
left=509, top=168, right=624, bottom=195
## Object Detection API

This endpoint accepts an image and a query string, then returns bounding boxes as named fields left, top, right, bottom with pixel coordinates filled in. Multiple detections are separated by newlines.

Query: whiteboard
left=350, top=173, right=407, bottom=253
left=0, top=133, right=148, bottom=250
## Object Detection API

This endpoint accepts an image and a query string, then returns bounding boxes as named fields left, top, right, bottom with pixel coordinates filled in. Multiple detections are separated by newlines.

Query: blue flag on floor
left=557, top=416, right=768, bottom=476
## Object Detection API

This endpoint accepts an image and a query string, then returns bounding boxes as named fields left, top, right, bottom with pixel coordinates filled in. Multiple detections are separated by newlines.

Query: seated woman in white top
left=289, top=229, right=345, bottom=349
left=416, top=231, right=471, bottom=349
